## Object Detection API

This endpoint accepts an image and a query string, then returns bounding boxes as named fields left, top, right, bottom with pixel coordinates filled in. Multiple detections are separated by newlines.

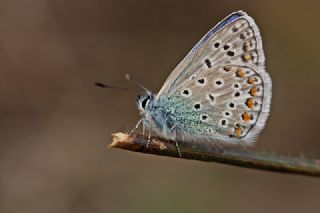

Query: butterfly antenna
left=125, top=74, right=149, bottom=92
left=94, top=82, right=143, bottom=94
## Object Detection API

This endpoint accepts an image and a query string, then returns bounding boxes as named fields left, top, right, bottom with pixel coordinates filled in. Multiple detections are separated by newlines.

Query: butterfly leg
left=131, top=119, right=153, bottom=149
left=175, top=141, right=182, bottom=158
left=146, top=128, right=151, bottom=149
left=142, top=121, right=145, bottom=136
left=170, top=125, right=182, bottom=157
left=132, top=119, right=152, bottom=149
left=130, top=118, right=143, bottom=134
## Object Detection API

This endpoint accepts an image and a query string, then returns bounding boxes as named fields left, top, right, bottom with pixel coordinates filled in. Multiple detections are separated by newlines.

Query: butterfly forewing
left=156, top=11, right=271, bottom=144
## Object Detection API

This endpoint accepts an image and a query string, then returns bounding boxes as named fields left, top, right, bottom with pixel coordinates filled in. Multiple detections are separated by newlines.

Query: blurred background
left=1, top=0, right=320, bottom=212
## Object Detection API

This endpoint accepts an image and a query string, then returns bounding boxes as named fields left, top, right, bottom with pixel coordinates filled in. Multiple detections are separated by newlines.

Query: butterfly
left=123, top=11, right=271, bottom=156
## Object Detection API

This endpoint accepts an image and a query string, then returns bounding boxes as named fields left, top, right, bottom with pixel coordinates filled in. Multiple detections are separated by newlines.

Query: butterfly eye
left=141, top=96, right=150, bottom=109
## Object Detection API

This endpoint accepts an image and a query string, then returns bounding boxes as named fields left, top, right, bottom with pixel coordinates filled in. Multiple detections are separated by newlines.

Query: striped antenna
left=94, top=82, right=143, bottom=94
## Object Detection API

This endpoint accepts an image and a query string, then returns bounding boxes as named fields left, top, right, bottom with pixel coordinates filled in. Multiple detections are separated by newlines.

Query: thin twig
left=109, top=132, right=320, bottom=177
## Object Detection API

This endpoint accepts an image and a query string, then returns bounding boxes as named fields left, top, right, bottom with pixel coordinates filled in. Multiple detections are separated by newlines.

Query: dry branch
left=109, top=132, right=320, bottom=177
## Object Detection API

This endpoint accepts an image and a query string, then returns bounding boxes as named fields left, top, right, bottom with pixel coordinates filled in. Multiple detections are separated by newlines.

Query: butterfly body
left=136, top=11, right=272, bottom=147
left=138, top=94, right=213, bottom=141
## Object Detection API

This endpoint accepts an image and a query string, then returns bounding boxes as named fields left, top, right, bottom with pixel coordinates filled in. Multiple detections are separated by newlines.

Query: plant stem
left=109, top=132, right=320, bottom=177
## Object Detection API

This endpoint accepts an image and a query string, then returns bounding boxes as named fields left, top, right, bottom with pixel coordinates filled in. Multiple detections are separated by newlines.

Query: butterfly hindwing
left=175, top=65, right=265, bottom=144
left=156, top=11, right=271, bottom=144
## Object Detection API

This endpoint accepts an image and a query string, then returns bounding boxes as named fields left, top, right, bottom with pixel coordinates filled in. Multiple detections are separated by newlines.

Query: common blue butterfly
left=106, top=11, right=272, bottom=156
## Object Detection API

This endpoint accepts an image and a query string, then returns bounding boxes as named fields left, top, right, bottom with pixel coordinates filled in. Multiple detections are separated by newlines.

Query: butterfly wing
left=157, top=11, right=271, bottom=144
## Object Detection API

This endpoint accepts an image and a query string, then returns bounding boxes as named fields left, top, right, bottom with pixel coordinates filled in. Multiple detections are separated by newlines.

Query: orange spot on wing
left=242, top=53, right=252, bottom=62
left=246, top=98, right=255, bottom=109
left=224, top=66, right=232, bottom=72
left=249, top=86, right=258, bottom=96
left=242, top=112, right=252, bottom=122
left=236, top=69, right=245, bottom=78
left=235, top=127, right=242, bottom=137
left=247, top=76, right=257, bottom=84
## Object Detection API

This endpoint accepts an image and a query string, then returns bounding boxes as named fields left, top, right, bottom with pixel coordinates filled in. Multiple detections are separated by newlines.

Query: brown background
left=1, top=0, right=320, bottom=212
